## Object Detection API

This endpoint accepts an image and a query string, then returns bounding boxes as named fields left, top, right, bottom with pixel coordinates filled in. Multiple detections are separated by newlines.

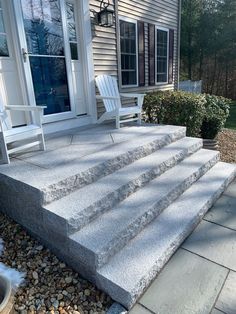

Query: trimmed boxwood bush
left=200, top=95, right=230, bottom=139
left=143, top=91, right=206, bottom=137
left=143, top=91, right=231, bottom=139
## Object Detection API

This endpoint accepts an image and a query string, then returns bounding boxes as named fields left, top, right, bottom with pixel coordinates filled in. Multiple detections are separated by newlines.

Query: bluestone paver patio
left=215, top=271, right=236, bottom=314
left=129, top=178, right=236, bottom=314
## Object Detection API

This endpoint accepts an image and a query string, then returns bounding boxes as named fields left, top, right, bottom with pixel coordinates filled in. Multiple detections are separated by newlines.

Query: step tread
left=70, top=149, right=219, bottom=268
left=97, top=162, right=236, bottom=308
left=45, top=137, right=202, bottom=231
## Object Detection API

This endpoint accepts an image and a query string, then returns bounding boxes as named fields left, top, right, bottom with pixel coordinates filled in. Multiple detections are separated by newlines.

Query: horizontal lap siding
left=89, top=0, right=118, bottom=117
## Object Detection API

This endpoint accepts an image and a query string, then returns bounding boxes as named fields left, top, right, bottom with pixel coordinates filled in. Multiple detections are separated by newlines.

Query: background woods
left=180, top=0, right=236, bottom=100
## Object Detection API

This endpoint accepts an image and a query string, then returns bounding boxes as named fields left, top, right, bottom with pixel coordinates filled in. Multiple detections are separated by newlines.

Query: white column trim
left=80, top=0, right=97, bottom=123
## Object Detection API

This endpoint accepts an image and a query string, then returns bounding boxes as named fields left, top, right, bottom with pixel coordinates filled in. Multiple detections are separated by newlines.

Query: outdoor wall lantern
left=97, top=0, right=114, bottom=27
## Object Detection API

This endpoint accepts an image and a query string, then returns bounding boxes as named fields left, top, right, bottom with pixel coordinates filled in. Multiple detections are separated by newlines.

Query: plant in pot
left=200, top=95, right=231, bottom=150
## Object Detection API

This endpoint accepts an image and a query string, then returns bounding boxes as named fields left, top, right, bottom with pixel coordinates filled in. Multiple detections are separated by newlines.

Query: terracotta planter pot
left=203, top=139, right=219, bottom=150
left=0, top=275, right=14, bottom=314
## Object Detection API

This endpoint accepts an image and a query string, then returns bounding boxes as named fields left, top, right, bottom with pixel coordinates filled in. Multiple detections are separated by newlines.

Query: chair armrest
left=5, top=105, right=46, bottom=112
left=5, top=105, right=46, bottom=127
left=96, top=95, right=120, bottom=100
left=120, top=93, right=146, bottom=98
left=120, top=93, right=146, bottom=109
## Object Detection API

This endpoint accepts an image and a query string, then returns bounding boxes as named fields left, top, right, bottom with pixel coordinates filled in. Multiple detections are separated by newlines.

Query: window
left=0, top=1, right=9, bottom=57
left=156, top=28, right=169, bottom=83
left=66, top=1, right=78, bottom=60
left=119, top=19, right=138, bottom=86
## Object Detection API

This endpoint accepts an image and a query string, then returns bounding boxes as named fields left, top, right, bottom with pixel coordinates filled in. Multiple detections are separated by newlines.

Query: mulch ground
left=217, top=129, right=236, bottom=164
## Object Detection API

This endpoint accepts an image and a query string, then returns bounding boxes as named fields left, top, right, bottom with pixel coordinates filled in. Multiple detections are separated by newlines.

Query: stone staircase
left=0, top=124, right=235, bottom=310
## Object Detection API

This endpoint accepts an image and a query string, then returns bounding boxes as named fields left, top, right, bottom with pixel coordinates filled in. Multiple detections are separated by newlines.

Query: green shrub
left=200, top=94, right=230, bottom=139
left=143, top=91, right=231, bottom=139
left=143, top=90, right=206, bottom=137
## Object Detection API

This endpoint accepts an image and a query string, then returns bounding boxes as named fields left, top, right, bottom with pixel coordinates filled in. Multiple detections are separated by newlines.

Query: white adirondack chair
left=95, top=75, right=146, bottom=128
left=0, top=97, right=46, bottom=164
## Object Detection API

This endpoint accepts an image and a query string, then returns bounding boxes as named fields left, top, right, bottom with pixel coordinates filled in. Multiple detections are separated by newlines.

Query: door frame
left=9, top=0, right=97, bottom=125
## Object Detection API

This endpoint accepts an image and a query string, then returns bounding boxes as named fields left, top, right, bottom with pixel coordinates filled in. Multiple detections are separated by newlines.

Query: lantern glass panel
left=107, top=12, right=113, bottom=26
left=100, top=11, right=107, bottom=26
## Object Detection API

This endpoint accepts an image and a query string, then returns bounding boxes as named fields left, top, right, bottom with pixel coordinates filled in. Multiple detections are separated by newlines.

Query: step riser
left=66, top=139, right=202, bottom=234
left=96, top=163, right=236, bottom=309
left=70, top=152, right=220, bottom=271
left=42, top=129, right=186, bottom=205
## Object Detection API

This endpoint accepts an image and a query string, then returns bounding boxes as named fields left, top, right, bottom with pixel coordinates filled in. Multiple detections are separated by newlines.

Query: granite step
left=96, top=162, right=236, bottom=309
left=40, top=125, right=186, bottom=204
left=44, top=137, right=202, bottom=236
left=0, top=125, right=186, bottom=209
left=69, top=149, right=219, bottom=272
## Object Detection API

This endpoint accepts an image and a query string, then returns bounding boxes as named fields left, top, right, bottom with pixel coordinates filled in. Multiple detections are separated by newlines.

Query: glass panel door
left=17, top=0, right=74, bottom=119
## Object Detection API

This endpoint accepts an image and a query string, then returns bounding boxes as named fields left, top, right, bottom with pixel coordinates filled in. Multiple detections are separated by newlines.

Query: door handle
left=22, top=48, right=28, bottom=62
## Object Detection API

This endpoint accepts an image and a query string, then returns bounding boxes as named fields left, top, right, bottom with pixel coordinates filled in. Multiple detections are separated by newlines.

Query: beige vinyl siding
left=89, top=0, right=117, bottom=117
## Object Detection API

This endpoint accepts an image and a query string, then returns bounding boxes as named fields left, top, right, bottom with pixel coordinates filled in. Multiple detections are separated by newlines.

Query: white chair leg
left=97, top=113, right=107, bottom=124
left=115, top=116, right=120, bottom=129
left=38, top=133, right=46, bottom=151
left=137, top=113, right=142, bottom=125
left=0, top=136, right=10, bottom=164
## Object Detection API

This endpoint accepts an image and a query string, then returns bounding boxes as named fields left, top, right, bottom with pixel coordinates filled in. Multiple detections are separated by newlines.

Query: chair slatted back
left=95, top=75, right=121, bottom=112
left=0, top=93, right=12, bottom=131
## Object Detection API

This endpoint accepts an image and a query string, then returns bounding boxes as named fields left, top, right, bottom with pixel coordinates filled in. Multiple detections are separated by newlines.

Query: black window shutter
left=148, top=23, right=155, bottom=86
left=138, top=21, right=145, bottom=86
left=168, top=29, right=174, bottom=84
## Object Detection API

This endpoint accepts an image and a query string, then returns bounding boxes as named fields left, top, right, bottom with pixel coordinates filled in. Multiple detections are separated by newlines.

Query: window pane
left=125, top=39, right=130, bottom=53
left=120, top=20, right=137, bottom=86
left=66, top=2, right=79, bottom=60
left=70, top=42, right=78, bottom=60
left=122, top=71, right=137, bottom=86
left=68, top=22, right=76, bottom=41
left=66, top=2, right=76, bottom=41
left=120, top=20, right=125, bottom=37
left=129, top=55, right=136, bottom=69
left=0, top=10, right=5, bottom=33
left=0, top=34, right=9, bottom=56
left=21, top=0, right=64, bottom=56
left=156, top=29, right=168, bottom=83
left=29, top=56, right=70, bottom=114
left=66, top=2, right=75, bottom=21
left=0, top=5, right=9, bottom=57
left=130, top=39, right=136, bottom=53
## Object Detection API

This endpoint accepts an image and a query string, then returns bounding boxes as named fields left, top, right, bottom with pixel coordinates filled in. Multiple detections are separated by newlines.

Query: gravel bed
left=217, top=128, right=236, bottom=163
left=0, top=213, right=112, bottom=314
